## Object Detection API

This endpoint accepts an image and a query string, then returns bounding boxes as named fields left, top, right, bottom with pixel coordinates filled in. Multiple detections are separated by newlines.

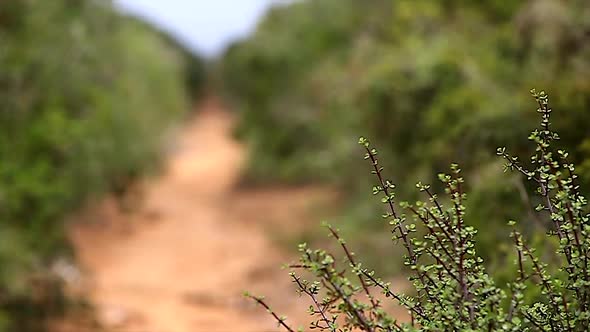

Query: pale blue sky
left=114, top=0, right=283, bottom=57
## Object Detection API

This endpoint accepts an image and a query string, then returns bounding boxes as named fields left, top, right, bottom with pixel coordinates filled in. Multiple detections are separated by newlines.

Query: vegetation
left=1, top=0, right=588, bottom=330
left=249, top=91, right=590, bottom=331
left=0, top=1, right=202, bottom=330
left=220, top=0, right=590, bottom=271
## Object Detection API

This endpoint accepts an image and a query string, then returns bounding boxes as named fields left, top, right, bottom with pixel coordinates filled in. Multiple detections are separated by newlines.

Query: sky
left=114, top=0, right=282, bottom=57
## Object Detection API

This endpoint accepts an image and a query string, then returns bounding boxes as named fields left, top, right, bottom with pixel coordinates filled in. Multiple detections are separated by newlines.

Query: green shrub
left=220, top=0, right=590, bottom=277
left=0, top=0, right=192, bottom=329
left=248, top=92, right=590, bottom=331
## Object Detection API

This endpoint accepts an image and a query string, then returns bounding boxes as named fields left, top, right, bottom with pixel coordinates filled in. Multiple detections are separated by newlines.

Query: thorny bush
left=246, top=90, right=590, bottom=331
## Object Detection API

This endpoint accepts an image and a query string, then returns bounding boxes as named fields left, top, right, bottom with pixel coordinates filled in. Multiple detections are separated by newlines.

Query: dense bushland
left=249, top=91, right=590, bottom=331
left=0, top=1, right=201, bottom=329
left=219, top=0, right=590, bottom=269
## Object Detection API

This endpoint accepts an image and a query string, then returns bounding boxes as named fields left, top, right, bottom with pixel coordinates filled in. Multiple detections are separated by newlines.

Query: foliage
left=0, top=0, right=194, bottom=329
left=219, top=0, right=590, bottom=273
left=248, top=92, right=590, bottom=331
left=124, top=14, right=208, bottom=99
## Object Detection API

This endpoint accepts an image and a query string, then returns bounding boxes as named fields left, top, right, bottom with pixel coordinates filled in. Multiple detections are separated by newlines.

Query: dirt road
left=68, top=98, right=331, bottom=332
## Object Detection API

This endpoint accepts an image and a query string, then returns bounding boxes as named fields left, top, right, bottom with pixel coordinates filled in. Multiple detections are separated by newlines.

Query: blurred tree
left=219, top=0, right=589, bottom=271
left=0, top=0, right=200, bottom=329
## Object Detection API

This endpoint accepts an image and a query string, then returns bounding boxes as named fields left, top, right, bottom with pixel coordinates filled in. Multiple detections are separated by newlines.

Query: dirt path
left=68, top=98, right=332, bottom=332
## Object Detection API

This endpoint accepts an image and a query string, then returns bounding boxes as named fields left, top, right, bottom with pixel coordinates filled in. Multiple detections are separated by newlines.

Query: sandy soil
left=67, top=98, right=332, bottom=332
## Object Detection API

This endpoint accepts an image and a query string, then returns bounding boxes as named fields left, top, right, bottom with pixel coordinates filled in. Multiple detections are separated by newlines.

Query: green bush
left=0, top=0, right=193, bottom=329
left=249, top=91, right=590, bottom=331
left=220, top=0, right=590, bottom=272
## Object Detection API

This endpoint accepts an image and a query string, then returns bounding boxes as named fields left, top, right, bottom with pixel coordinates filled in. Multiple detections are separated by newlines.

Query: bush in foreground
left=249, top=91, right=590, bottom=331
